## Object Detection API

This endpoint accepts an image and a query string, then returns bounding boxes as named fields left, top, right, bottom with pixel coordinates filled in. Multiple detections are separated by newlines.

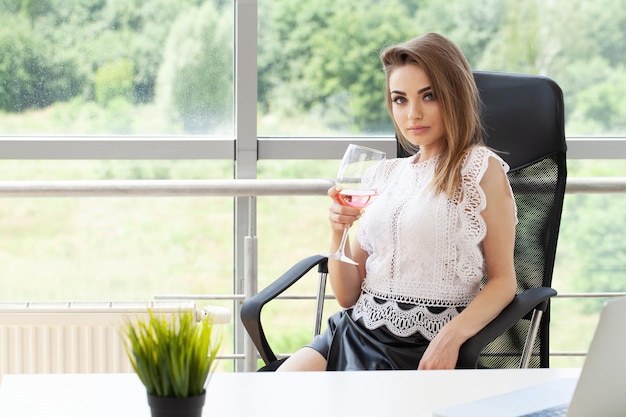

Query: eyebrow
left=418, top=86, right=432, bottom=94
left=390, top=86, right=432, bottom=95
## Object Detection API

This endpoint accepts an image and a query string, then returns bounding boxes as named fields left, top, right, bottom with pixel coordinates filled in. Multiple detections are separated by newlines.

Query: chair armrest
left=456, top=286, right=557, bottom=369
left=241, top=255, right=328, bottom=365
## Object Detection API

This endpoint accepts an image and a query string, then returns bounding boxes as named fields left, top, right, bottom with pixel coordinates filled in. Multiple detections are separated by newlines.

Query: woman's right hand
left=327, top=186, right=362, bottom=233
left=326, top=186, right=367, bottom=307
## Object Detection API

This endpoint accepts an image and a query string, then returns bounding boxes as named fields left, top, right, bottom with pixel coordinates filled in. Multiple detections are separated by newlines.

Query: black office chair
left=242, top=71, right=567, bottom=370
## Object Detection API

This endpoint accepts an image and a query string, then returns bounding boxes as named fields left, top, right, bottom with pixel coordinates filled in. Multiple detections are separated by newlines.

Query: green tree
left=25, top=0, right=200, bottom=105
left=156, top=0, right=233, bottom=133
left=566, top=66, right=626, bottom=135
left=99, top=0, right=200, bottom=104
left=259, top=0, right=414, bottom=132
left=305, top=0, right=415, bottom=132
left=412, top=0, right=507, bottom=68
left=94, top=59, right=135, bottom=106
left=0, top=0, right=20, bottom=13
left=558, top=193, right=626, bottom=313
left=0, top=12, right=83, bottom=112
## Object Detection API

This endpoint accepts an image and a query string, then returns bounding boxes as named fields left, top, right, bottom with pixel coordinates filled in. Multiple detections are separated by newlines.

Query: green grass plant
left=123, top=309, right=221, bottom=398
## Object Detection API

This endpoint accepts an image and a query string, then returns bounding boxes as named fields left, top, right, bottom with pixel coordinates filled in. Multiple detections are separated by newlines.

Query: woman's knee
left=276, top=347, right=327, bottom=372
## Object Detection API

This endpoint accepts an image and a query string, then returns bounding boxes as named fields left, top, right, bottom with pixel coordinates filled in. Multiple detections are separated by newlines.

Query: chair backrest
left=398, top=71, right=567, bottom=368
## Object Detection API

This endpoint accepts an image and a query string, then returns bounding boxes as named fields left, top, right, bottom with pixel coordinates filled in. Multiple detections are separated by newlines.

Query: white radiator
left=0, top=301, right=218, bottom=378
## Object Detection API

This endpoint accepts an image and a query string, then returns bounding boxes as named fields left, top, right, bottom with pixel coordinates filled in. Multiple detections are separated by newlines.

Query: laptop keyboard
left=520, top=404, right=568, bottom=417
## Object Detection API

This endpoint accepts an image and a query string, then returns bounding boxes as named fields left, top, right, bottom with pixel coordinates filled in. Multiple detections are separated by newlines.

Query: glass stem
left=337, top=225, right=350, bottom=256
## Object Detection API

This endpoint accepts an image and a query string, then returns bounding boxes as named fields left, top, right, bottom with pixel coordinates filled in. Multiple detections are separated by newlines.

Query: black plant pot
left=147, top=391, right=206, bottom=417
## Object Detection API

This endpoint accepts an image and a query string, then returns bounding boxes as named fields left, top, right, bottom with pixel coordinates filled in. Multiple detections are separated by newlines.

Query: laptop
left=433, top=296, right=626, bottom=417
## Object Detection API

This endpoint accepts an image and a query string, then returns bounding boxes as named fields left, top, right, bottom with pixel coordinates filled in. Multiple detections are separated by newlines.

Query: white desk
left=0, top=368, right=580, bottom=417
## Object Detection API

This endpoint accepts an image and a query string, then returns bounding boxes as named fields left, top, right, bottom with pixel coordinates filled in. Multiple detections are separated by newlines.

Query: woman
left=278, top=32, right=518, bottom=371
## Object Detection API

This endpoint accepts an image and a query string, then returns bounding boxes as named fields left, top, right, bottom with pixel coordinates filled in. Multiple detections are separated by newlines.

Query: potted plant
left=123, top=309, right=221, bottom=417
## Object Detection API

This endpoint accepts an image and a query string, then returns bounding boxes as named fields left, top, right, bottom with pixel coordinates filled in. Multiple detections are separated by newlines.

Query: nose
left=409, top=102, right=423, bottom=120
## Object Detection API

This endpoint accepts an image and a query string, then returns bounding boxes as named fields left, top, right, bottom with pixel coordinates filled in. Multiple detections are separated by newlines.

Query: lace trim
left=351, top=292, right=460, bottom=340
left=455, top=147, right=490, bottom=284
left=362, top=285, right=476, bottom=307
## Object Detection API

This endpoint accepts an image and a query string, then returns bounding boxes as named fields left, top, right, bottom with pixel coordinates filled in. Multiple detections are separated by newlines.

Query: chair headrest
left=473, top=71, right=566, bottom=170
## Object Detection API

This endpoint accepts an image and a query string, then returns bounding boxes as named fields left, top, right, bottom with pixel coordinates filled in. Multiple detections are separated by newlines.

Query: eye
left=391, top=96, right=407, bottom=104
left=423, top=92, right=435, bottom=101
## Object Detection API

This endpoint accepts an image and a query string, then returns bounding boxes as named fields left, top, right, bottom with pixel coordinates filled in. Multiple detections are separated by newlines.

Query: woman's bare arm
left=418, top=156, right=518, bottom=369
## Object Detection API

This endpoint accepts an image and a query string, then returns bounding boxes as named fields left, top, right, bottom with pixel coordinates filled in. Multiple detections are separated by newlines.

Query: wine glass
left=324, top=144, right=386, bottom=265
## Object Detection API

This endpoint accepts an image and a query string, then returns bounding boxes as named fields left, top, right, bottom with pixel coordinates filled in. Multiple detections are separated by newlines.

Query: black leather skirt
left=308, top=309, right=430, bottom=371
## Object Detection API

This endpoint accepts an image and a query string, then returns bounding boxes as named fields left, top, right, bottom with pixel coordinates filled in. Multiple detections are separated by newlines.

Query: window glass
left=256, top=159, right=335, bottom=287
left=0, top=160, right=234, bottom=301
left=550, top=158, right=626, bottom=367
left=255, top=159, right=347, bottom=356
left=0, top=196, right=234, bottom=301
left=258, top=0, right=626, bottom=137
left=0, top=0, right=234, bottom=136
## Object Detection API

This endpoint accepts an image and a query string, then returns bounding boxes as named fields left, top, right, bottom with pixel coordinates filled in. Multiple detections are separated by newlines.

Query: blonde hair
left=380, top=32, right=484, bottom=197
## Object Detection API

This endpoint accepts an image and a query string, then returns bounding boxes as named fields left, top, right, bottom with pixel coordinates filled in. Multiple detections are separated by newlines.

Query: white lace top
left=351, top=146, right=515, bottom=340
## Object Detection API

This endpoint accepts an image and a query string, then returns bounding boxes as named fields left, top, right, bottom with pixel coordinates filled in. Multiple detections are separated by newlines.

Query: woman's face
left=389, top=64, right=445, bottom=158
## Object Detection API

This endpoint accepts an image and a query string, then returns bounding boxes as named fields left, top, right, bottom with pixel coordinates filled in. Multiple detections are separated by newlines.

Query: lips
left=408, top=126, right=429, bottom=134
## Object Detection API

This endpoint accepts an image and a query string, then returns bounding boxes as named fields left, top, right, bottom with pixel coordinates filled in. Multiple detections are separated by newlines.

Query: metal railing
left=1, top=177, right=625, bottom=371
left=1, top=177, right=625, bottom=198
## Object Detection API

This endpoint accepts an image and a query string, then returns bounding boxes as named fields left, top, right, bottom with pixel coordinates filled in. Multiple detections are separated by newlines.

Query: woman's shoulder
left=459, top=146, right=511, bottom=190
left=462, top=146, right=510, bottom=173
left=463, top=145, right=502, bottom=160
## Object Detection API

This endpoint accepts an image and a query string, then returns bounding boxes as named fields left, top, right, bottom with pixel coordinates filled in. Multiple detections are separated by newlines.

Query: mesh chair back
left=398, top=71, right=567, bottom=368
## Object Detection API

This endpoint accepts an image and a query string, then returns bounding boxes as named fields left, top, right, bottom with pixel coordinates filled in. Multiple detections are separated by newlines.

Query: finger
left=329, top=186, right=347, bottom=205
left=328, top=208, right=361, bottom=229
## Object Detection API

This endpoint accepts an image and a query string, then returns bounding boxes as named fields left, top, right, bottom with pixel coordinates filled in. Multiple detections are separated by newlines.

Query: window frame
left=1, top=0, right=625, bottom=372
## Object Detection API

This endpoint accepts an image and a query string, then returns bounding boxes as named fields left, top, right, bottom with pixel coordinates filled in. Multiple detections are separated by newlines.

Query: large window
left=3, top=1, right=624, bottom=139
left=0, top=0, right=626, bottom=141
left=0, top=0, right=625, bottom=370
left=0, top=160, right=234, bottom=301
left=0, top=0, right=237, bottom=302
left=0, top=0, right=234, bottom=136
left=257, top=0, right=626, bottom=137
